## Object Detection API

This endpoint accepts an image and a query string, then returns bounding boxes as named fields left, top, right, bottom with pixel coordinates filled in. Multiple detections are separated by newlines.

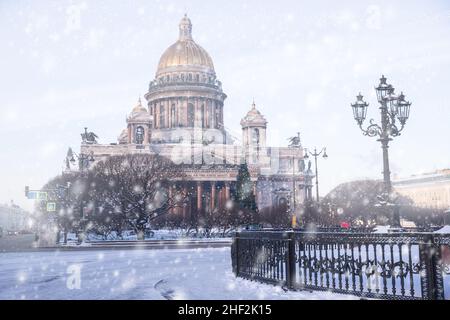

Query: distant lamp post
left=351, top=75, right=412, bottom=227
left=288, top=132, right=302, bottom=228
left=304, top=147, right=328, bottom=202
left=69, top=151, right=95, bottom=171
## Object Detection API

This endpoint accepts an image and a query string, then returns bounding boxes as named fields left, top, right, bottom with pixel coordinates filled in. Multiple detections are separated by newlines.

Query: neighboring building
left=0, top=202, right=30, bottom=232
left=393, top=169, right=450, bottom=210
left=72, top=15, right=314, bottom=219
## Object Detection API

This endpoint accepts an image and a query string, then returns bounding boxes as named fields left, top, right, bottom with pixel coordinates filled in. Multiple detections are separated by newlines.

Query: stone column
left=168, top=185, right=173, bottom=214
left=220, top=102, right=224, bottom=128
left=210, top=100, right=215, bottom=129
left=205, top=99, right=209, bottom=128
left=185, top=98, right=188, bottom=126
left=217, top=184, right=223, bottom=208
left=211, top=182, right=216, bottom=211
left=197, top=181, right=202, bottom=211
left=225, top=182, right=230, bottom=202
left=155, top=102, right=159, bottom=128
left=183, top=185, right=188, bottom=220
left=166, top=99, right=170, bottom=128
left=144, top=127, right=149, bottom=144
left=167, top=99, right=171, bottom=129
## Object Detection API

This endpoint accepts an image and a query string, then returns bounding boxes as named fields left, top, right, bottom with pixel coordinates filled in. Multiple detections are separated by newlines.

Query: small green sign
left=46, top=202, right=56, bottom=212
left=38, top=192, right=48, bottom=200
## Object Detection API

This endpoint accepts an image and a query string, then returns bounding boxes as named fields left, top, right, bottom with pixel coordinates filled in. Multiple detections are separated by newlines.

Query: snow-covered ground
left=0, top=247, right=357, bottom=300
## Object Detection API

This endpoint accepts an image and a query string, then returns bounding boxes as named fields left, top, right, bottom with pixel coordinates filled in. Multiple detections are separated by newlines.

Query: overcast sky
left=1, top=0, right=450, bottom=211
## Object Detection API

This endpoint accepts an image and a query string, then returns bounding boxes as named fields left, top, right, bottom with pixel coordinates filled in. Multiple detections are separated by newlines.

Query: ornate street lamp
left=69, top=151, right=95, bottom=171
left=351, top=75, right=412, bottom=227
left=304, top=147, right=328, bottom=202
left=288, top=132, right=302, bottom=228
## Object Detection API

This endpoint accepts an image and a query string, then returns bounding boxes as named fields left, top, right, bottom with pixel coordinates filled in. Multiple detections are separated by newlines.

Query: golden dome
left=156, top=15, right=215, bottom=76
left=131, top=97, right=147, bottom=113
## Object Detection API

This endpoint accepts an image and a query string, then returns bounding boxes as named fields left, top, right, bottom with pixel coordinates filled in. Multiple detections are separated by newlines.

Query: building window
left=252, top=128, right=260, bottom=145
left=188, top=73, right=192, bottom=81
left=280, top=159, right=289, bottom=170
left=135, top=126, right=144, bottom=144
left=187, top=103, right=195, bottom=127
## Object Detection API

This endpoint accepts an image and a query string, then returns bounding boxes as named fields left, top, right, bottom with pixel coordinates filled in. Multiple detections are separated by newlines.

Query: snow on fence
left=231, top=231, right=450, bottom=300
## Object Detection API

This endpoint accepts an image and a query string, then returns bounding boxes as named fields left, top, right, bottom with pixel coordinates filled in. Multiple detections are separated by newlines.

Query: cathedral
left=77, top=15, right=314, bottom=217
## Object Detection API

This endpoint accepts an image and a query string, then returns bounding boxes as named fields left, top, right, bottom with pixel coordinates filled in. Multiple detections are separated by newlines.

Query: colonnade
left=168, top=181, right=234, bottom=223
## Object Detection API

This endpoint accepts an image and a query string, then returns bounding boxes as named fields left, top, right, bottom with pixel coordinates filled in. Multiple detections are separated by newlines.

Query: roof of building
left=156, top=15, right=215, bottom=77
left=240, top=101, right=267, bottom=127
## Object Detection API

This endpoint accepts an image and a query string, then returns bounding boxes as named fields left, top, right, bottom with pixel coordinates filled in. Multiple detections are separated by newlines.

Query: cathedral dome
left=128, top=98, right=151, bottom=122
left=156, top=15, right=215, bottom=77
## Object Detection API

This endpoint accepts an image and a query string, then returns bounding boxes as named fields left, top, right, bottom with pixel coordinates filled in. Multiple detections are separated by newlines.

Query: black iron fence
left=231, top=230, right=450, bottom=300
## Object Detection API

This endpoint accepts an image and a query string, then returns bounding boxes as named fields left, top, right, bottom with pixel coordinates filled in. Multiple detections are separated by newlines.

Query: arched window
left=160, top=104, right=165, bottom=128
left=196, top=74, right=200, bottom=82
left=188, top=73, right=192, bottom=81
left=187, top=103, right=195, bottom=127
left=171, top=104, right=177, bottom=127
left=181, top=74, right=185, bottom=81
left=135, top=126, right=144, bottom=144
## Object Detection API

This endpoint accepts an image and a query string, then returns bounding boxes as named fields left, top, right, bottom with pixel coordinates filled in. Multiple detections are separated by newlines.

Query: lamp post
left=288, top=132, right=302, bottom=228
left=304, top=147, right=328, bottom=202
left=350, top=75, right=411, bottom=227
left=69, top=151, right=95, bottom=172
left=69, top=151, right=95, bottom=233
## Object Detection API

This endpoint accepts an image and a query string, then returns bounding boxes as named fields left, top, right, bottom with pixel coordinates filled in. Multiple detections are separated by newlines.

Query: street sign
left=47, top=202, right=56, bottom=212
left=27, top=191, right=47, bottom=200
left=38, top=192, right=48, bottom=200
left=27, top=191, right=37, bottom=199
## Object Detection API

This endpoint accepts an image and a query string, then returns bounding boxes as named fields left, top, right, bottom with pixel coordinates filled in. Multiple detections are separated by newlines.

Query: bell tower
left=126, top=98, right=152, bottom=145
left=240, top=101, right=267, bottom=164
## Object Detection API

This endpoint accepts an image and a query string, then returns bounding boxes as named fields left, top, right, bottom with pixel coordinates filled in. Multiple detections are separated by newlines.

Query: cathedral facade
left=78, top=15, right=313, bottom=218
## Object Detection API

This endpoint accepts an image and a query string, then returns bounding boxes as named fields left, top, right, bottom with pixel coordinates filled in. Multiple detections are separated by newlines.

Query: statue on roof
left=81, top=127, right=98, bottom=144
left=288, top=132, right=301, bottom=148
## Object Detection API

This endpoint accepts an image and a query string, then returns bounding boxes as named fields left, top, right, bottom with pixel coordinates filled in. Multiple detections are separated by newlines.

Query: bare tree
left=93, top=154, right=186, bottom=239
